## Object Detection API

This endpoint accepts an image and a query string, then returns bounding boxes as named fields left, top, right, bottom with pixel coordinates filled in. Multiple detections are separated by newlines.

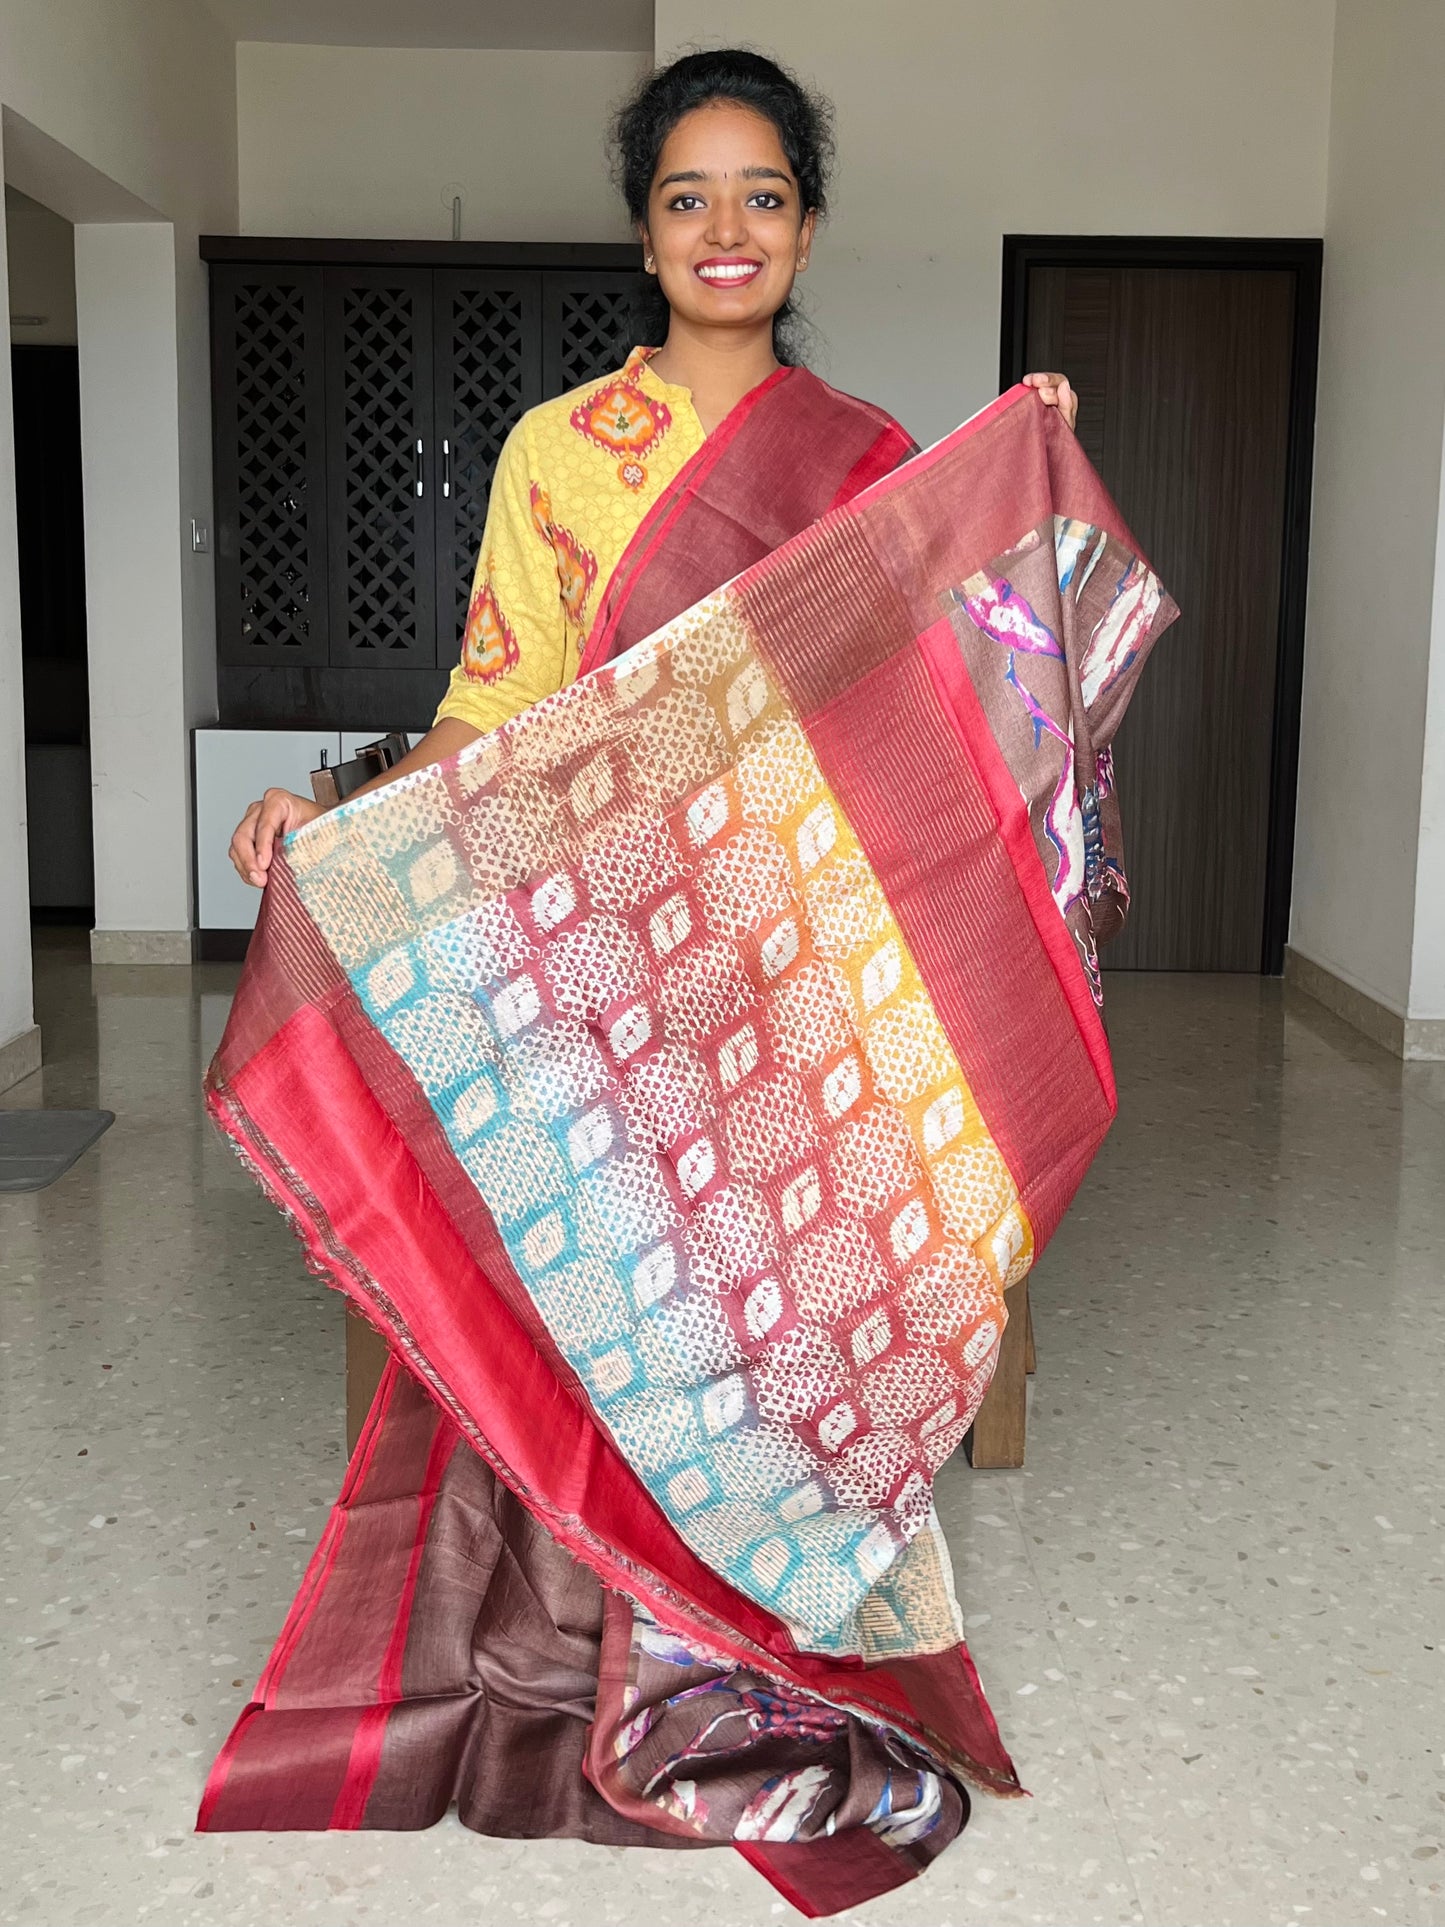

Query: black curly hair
left=609, top=48, right=835, bottom=365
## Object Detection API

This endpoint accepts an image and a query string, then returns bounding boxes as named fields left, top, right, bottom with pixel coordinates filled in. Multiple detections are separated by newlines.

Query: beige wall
left=238, top=43, right=649, bottom=240
left=1289, top=0, right=1445, bottom=1023
left=655, top=0, right=1335, bottom=444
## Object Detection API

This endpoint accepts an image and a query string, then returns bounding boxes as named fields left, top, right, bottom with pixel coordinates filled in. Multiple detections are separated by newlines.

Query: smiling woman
left=208, top=45, right=1106, bottom=1919
left=616, top=47, right=831, bottom=387
left=228, top=49, right=1077, bottom=888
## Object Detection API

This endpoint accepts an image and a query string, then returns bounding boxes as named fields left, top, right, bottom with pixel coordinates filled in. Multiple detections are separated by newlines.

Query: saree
left=198, top=380, right=1177, bottom=1916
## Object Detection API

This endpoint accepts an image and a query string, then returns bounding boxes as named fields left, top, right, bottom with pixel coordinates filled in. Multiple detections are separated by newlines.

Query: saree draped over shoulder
left=198, top=379, right=1177, bottom=1917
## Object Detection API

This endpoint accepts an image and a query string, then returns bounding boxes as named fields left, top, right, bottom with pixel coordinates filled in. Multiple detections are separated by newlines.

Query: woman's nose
left=704, top=199, right=748, bottom=249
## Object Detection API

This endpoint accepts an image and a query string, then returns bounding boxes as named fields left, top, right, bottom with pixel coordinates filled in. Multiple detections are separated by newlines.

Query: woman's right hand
left=229, top=787, right=327, bottom=888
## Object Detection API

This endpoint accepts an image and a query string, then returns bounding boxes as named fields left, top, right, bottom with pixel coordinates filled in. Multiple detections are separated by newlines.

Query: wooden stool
left=965, top=1278, right=1035, bottom=1470
left=346, top=1310, right=390, bottom=1455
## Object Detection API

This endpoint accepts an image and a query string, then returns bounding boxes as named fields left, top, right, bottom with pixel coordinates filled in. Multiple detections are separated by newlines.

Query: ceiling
left=200, top=0, right=653, bottom=52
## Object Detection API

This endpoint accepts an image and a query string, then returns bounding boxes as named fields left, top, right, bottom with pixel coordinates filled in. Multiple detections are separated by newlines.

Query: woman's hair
left=609, top=48, right=835, bottom=365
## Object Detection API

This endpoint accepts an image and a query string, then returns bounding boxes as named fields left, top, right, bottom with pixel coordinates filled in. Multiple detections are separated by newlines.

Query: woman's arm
left=227, top=716, right=480, bottom=888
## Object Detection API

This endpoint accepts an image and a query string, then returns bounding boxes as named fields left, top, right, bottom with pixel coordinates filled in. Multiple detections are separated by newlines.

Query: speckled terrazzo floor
left=2, top=927, right=1443, bottom=1927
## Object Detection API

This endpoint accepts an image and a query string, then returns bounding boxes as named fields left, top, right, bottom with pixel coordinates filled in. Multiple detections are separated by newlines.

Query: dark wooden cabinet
left=204, top=238, right=644, bottom=727
left=433, top=270, right=543, bottom=655
left=210, top=265, right=330, bottom=668
left=325, top=266, right=437, bottom=671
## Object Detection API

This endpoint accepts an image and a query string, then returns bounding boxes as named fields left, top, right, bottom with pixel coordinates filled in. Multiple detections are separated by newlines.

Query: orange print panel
left=461, top=576, right=519, bottom=684
left=551, top=523, right=599, bottom=626
left=570, top=377, right=672, bottom=462
left=529, top=481, right=554, bottom=545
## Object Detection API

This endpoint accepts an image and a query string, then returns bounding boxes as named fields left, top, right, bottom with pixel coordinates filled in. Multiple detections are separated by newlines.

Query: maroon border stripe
left=796, top=642, right=1110, bottom=1249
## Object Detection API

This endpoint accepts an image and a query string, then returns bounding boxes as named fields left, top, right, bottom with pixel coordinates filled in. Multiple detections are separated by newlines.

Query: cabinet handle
left=414, top=437, right=424, bottom=498
left=442, top=438, right=451, bottom=499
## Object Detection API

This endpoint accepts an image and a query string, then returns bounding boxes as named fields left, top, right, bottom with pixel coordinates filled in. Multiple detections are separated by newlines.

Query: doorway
left=6, top=185, right=91, bottom=930
left=1001, top=236, right=1321, bottom=972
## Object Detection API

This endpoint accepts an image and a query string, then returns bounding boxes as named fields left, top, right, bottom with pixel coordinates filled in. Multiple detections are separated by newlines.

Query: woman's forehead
left=655, top=101, right=795, bottom=179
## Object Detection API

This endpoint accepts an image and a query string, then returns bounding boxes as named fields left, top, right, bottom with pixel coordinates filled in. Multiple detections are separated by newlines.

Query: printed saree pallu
left=198, top=384, right=1177, bottom=1916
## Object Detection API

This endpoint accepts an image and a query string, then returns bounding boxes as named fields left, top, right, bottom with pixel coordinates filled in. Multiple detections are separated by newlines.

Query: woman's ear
left=639, top=225, right=657, bottom=274
left=796, top=208, right=818, bottom=272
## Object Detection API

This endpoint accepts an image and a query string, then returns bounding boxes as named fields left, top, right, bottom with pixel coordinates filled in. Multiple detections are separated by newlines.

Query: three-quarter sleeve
left=434, top=415, right=568, bottom=735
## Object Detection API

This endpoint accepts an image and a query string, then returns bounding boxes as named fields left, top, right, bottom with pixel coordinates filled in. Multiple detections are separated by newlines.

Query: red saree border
left=194, top=1365, right=401, bottom=1832
left=326, top=1413, right=457, bottom=1829
left=826, top=418, right=917, bottom=513
left=795, top=642, right=1112, bottom=1251
left=917, top=613, right=1114, bottom=1106
left=261, top=1358, right=399, bottom=1701
left=203, top=997, right=1020, bottom=1799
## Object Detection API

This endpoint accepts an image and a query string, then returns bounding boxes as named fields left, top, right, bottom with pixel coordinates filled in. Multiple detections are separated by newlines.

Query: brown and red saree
left=198, top=374, right=1176, bottom=1915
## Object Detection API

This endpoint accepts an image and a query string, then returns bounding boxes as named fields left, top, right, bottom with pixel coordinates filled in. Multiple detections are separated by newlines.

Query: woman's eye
left=748, top=193, right=785, bottom=209
left=668, top=195, right=704, bottom=212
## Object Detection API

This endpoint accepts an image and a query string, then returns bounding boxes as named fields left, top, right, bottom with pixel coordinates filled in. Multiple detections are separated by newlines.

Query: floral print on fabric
left=590, top=1600, right=960, bottom=1867
left=944, top=515, right=1167, bottom=1000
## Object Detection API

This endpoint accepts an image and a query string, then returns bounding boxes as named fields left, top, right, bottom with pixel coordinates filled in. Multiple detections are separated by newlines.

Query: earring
left=645, top=255, right=655, bottom=272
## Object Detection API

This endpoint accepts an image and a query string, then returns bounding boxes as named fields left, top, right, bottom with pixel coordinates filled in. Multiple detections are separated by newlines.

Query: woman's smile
left=694, top=256, right=765, bottom=287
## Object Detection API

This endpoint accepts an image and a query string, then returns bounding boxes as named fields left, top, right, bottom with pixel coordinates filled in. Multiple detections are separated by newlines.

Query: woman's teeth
left=696, top=263, right=761, bottom=283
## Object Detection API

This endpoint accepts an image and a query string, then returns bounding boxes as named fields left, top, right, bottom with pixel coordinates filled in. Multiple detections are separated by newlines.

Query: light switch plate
left=191, top=519, right=210, bottom=553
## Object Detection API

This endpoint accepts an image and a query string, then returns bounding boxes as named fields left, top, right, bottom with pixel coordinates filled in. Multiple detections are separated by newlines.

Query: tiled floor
left=3, top=928, right=1443, bottom=1927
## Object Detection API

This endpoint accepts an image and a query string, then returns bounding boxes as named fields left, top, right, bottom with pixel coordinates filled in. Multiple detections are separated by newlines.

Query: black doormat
left=0, top=1110, right=114, bottom=1192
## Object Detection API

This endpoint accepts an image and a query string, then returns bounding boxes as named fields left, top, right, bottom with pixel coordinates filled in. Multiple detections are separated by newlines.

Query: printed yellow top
left=435, top=346, right=707, bottom=736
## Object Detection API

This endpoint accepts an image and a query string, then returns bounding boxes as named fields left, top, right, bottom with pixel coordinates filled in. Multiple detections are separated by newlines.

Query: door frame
left=999, top=235, right=1322, bottom=975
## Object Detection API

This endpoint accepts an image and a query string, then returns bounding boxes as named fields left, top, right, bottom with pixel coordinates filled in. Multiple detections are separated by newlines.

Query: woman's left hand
left=1022, top=371, right=1078, bottom=434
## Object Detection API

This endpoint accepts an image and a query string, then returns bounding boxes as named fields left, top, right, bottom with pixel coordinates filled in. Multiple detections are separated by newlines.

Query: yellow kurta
left=435, top=346, right=706, bottom=737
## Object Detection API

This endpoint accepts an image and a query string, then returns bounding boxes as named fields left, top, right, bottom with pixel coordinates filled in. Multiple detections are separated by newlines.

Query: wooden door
left=1018, top=256, right=1312, bottom=970
left=432, top=271, right=542, bottom=670
left=324, top=268, right=437, bottom=669
left=211, top=266, right=330, bottom=668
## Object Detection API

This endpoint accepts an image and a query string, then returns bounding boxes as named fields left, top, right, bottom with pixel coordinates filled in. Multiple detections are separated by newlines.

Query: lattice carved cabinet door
left=324, top=269, right=437, bottom=667
left=541, top=270, right=646, bottom=398
left=212, top=267, right=329, bottom=667
left=433, top=272, right=541, bottom=666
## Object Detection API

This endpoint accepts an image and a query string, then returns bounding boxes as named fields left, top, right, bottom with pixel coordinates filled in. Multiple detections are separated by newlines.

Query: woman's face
left=641, top=100, right=815, bottom=341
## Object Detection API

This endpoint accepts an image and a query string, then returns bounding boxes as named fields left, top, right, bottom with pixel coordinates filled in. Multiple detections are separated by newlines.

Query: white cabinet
left=194, top=729, right=340, bottom=932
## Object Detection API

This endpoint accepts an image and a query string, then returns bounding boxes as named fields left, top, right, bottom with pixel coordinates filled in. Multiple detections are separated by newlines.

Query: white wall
left=0, top=159, right=36, bottom=1072
left=0, top=0, right=238, bottom=975
left=1412, top=409, right=1445, bottom=1021
left=655, top=0, right=1335, bottom=444
left=238, top=43, right=648, bottom=240
left=5, top=186, right=75, bottom=344
left=76, top=225, right=192, bottom=937
left=1289, top=0, right=1445, bottom=1024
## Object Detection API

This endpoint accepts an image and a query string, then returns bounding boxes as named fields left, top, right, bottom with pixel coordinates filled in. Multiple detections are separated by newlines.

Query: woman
left=207, top=49, right=1103, bottom=1915
left=230, top=49, right=1076, bottom=886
